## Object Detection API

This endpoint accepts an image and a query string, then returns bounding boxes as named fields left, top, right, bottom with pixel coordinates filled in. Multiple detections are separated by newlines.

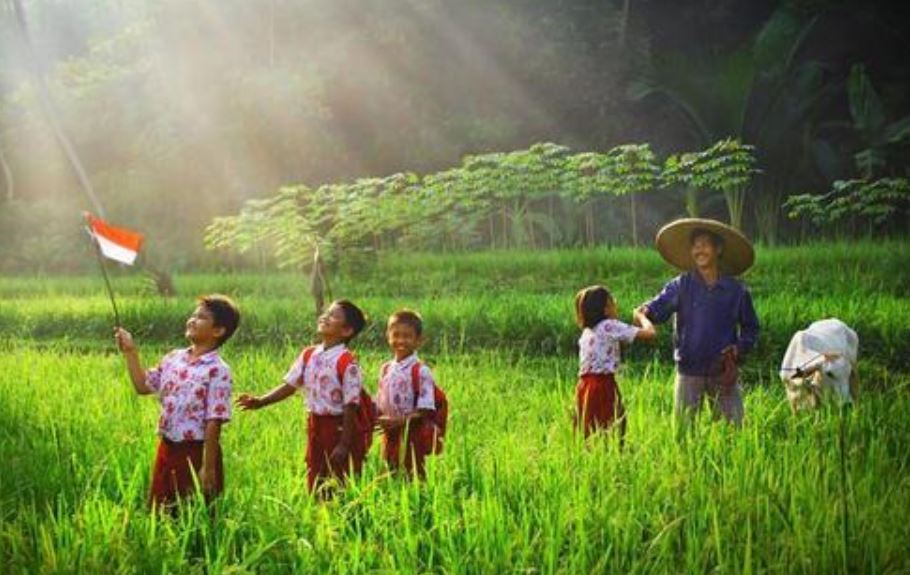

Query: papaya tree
left=603, top=143, right=659, bottom=245
left=661, top=138, right=758, bottom=230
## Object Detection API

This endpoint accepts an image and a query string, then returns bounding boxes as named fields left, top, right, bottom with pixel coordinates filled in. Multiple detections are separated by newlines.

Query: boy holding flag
left=114, top=296, right=240, bottom=508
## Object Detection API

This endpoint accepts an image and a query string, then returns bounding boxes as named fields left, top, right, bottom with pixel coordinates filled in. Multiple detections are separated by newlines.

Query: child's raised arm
left=632, top=307, right=657, bottom=342
left=236, top=383, right=297, bottom=411
left=114, top=327, right=154, bottom=395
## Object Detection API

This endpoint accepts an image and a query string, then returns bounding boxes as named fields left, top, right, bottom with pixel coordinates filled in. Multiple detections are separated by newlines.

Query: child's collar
left=184, top=346, right=219, bottom=364
left=319, top=341, right=348, bottom=354
left=392, top=352, right=419, bottom=367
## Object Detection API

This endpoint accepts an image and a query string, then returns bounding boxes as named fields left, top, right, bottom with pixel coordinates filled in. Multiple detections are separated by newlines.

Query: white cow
left=779, top=318, right=859, bottom=412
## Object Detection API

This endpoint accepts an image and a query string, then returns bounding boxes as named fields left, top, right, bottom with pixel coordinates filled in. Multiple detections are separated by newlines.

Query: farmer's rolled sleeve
left=644, top=272, right=760, bottom=376
left=645, top=276, right=681, bottom=324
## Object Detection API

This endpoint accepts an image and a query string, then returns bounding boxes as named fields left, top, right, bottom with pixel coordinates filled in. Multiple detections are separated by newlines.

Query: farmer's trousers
left=675, top=371, right=744, bottom=427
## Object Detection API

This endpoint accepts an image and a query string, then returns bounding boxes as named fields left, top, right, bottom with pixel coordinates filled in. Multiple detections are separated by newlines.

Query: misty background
left=1, top=0, right=908, bottom=273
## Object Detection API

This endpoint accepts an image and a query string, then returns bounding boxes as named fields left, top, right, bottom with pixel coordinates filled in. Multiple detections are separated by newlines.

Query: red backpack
left=300, top=346, right=378, bottom=451
left=381, top=360, right=448, bottom=454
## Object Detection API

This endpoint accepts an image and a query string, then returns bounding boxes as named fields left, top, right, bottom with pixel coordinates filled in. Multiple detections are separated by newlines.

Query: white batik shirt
left=376, top=353, right=436, bottom=417
left=284, top=343, right=362, bottom=415
left=146, top=348, right=232, bottom=442
left=578, top=319, right=639, bottom=376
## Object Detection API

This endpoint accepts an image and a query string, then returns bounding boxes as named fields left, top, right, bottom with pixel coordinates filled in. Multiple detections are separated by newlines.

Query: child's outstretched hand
left=114, top=327, right=136, bottom=353
left=236, top=393, right=263, bottom=411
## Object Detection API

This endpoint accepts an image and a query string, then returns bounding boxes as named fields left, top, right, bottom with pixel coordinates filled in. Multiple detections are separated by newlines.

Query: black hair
left=388, top=309, right=423, bottom=336
left=334, top=299, right=367, bottom=342
left=574, top=285, right=613, bottom=329
left=689, top=228, right=725, bottom=251
left=198, top=294, right=240, bottom=347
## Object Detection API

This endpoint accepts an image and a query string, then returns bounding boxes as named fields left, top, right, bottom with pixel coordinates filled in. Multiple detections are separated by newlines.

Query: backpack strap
left=411, top=361, right=423, bottom=409
left=297, top=346, right=316, bottom=387
left=299, top=346, right=354, bottom=386
left=337, top=350, right=354, bottom=383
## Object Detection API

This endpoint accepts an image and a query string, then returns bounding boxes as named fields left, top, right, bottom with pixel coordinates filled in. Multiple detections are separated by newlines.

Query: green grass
left=1, top=242, right=909, bottom=573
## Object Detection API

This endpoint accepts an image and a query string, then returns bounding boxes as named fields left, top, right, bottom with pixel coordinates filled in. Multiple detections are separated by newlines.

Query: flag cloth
left=85, top=213, right=144, bottom=265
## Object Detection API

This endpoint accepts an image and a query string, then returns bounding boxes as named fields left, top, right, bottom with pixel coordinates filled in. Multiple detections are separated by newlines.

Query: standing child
left=237, top=300, right=368, bottom=492
left=114, top=295, right=240, bottom=509
left=575, top=285, right=655, bottom=442
left=376, top=310, right=440, bottom=478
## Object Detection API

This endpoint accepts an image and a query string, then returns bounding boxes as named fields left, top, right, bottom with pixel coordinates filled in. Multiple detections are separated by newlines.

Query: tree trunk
left=629, top=192, right=638, bottom=246
left=585, top=204, right=595, bottom=246
left=0, top=146, right=13, bottom=201
left=685, top=187, right=699, bottom=218
left=488, top=212, right=496, bottom=249
left=548, top=195, right=555, bottom=248
left=501, top=204, right=509, bottom=249
left=523, top=199, right=536, bottom=249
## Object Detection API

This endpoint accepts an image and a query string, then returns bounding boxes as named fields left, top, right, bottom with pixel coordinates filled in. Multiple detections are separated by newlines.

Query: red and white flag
left=84, top=213, right=144, bottom=265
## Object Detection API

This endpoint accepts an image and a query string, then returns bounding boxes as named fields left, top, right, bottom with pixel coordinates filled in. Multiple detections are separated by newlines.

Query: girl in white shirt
left=575, top=285, right=656, bottom=443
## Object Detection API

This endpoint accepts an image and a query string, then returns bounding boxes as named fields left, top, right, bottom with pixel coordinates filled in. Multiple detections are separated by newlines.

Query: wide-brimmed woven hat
left=655, top=218, right=754, bottom=276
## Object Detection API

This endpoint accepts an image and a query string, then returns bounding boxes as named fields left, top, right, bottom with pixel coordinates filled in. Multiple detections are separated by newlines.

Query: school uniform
left=577, top=319, right=639, bottom=438
left=145, top=348, right=232, bottom=506
left=377, top=353, right=436, bottom=476
left=284, top=343, right=365, bottom=490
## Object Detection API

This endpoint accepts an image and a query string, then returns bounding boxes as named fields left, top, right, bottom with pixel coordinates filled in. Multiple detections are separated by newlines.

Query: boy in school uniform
left=237, top=299, right=368, bottom=492
left=376, top=310, right=438, bottom=478
left=114, top=294, right=240, bottom=508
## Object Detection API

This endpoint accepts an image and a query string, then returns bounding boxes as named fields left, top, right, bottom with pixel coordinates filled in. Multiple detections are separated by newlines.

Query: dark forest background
left=1, top=0, right=908, bottom=273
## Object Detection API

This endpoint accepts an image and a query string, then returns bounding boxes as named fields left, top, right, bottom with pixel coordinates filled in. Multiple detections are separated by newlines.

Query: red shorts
left=576, top=373, right=626, bottom=439
left=382, top=420, right=436, bottom=478
left=306, top=414, right=366, bottom=491
left=149, top=438, right=222, bottom=507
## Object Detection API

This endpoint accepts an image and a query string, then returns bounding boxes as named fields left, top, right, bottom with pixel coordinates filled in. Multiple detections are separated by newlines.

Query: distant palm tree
left=630, top=4, right=837, bottom=243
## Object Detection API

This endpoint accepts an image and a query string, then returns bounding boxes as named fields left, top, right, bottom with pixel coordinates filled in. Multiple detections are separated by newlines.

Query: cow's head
left=785, top=355, right=854, bottom=412
left=785, top=371, right=823, bottom=412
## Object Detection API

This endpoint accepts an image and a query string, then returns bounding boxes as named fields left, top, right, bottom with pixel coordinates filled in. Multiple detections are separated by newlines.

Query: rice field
left=1, top=242, right=909, bottom=573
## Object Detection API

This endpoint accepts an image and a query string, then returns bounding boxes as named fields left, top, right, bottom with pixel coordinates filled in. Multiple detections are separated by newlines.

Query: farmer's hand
left=329, top=443, right=350, bottom=469
left=236, top=393, right=263, bottom=411
left=114, top=327, right=136, bottom=353
left=721, top=344, right=739, bottom=363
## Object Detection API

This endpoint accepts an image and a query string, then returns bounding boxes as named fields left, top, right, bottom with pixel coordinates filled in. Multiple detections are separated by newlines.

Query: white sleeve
left=283, top=354, right=306, bottom=388
left=416, top=365, right=436, bottom=411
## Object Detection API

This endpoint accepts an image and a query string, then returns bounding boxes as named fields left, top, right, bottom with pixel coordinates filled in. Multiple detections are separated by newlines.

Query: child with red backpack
left=236, top=300, right=375, bottom=493
left=376, top=310, right=446, bottom=478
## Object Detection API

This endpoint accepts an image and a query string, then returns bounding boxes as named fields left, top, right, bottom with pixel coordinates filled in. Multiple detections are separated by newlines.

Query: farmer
left=637, top=219, right=759, bottom=428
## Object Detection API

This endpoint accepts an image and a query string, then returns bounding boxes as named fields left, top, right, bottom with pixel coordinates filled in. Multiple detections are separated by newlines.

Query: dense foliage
left=2, top=1, right=909, bottom=273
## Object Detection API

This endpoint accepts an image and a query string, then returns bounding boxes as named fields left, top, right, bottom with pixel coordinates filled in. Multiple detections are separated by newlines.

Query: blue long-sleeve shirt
left=644, top=272, right=759, bottom=376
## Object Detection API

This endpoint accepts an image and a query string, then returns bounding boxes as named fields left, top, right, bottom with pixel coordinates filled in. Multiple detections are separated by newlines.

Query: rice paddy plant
left=1, top=348, right=909, bottom=573
left=1, top=242, right=909, bottom=573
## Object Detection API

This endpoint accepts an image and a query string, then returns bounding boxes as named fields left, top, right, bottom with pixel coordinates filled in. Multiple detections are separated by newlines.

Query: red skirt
left=576, top=373, right=626, bottom=439
left=306, top=413, right=366, bottom=491
left=382, top=420, right=436, bottom=478
left=149, top=438, right=222, bottom=507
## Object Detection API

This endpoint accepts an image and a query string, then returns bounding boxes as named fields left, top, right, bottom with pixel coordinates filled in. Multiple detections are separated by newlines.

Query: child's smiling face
left=387, top=321, right=421, bottom=361
left=185, top=304, right=224, bottom=346
left=317, top=303, right=354, bottom=343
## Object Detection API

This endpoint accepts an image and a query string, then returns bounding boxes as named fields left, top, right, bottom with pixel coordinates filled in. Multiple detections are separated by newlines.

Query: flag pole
left=84, top=213, right=122, bottom=327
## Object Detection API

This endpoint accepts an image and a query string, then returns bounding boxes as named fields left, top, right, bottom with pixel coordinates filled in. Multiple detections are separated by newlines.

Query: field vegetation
left=2, top=242, right=909, bottom=573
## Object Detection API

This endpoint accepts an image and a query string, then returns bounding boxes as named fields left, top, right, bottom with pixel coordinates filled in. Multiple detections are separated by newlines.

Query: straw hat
left=655, top=218, right=754, bottom=276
